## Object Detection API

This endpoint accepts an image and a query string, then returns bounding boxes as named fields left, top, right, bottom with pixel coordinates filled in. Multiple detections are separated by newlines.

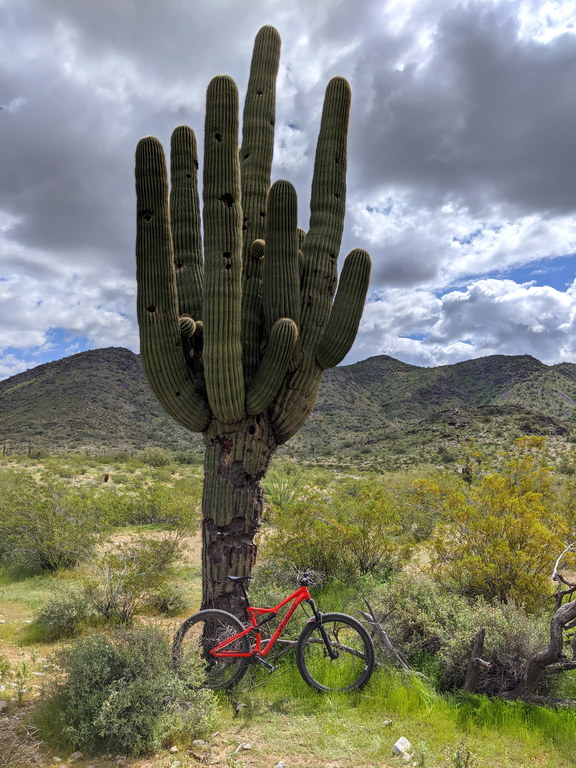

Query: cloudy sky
left=1, top=0, right=575, bottom=379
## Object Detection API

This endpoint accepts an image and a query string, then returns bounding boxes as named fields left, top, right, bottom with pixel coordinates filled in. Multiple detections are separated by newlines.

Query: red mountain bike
left=172, top=573, right=375, bottom=693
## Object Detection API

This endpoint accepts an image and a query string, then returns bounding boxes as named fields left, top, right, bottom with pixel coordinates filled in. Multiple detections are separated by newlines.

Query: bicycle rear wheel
left=172, top=609, right=250, bottom=690
left=296, top=612, right=375, bottom=692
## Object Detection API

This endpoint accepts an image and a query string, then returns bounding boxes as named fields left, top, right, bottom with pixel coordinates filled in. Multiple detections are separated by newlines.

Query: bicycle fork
left=307, top=599, right=339, bottom=660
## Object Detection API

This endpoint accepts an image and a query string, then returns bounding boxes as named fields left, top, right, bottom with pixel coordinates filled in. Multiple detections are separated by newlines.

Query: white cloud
left=348, top=197, right=576, bottom=289
left=350, top=278, right=576, bottom=367
left=518, top=0, right=576, bottom=42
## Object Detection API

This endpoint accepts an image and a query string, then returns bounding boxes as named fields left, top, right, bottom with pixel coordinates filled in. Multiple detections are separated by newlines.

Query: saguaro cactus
left=136, top=26, right=371, bottom=615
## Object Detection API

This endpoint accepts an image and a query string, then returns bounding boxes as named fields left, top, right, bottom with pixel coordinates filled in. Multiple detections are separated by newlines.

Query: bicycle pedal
left=253, top=655, right=275, bottom=673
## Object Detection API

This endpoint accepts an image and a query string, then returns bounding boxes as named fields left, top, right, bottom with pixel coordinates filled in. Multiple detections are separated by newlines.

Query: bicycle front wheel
left=296, top=612, right=375, bottom=692
left=172, top=609, right=250, bottom=690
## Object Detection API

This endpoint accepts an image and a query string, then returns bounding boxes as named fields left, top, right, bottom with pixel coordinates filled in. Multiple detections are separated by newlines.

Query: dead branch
left=359, top=598, right=411, bottom=671
left=552, top=542, right=576, bottom=584
left=504, top=546, right=576, bottom=700
left=463, top=627, right=492, bottom=693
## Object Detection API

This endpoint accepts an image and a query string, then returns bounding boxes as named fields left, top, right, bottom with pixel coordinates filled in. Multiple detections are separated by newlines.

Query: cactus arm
left=240, top=25, right=281, bottom=382
left=316, top=248, right=371, bottom=369
left=299, top=77, right=351, bottom=350
left=262, top=180, right=300, bottom=334
left=135, top=137, right=210, bottom=432
left=240, top=25, right=281, bottom=244
left=169, top=126, right=203, bottom=320
left=269, top=78, right=357, bottom=444
left=202, top=76, right=245, bottom=423
left=246, top=318, right=298, bottom=416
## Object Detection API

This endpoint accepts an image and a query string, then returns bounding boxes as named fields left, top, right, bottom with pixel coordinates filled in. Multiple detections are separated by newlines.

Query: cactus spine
left=136, top=26, right=371, bottom=615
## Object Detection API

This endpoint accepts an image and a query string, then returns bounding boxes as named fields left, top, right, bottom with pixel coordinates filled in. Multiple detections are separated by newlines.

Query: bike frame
left=209, top=584, right=316, bottom=660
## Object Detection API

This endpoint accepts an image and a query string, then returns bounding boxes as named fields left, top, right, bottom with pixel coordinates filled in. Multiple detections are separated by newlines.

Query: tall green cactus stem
left=136, top=26, right=371, bottom=616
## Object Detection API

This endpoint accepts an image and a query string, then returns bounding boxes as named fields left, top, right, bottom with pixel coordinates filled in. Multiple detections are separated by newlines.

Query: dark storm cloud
left=352, top=1, right=576, bottom=215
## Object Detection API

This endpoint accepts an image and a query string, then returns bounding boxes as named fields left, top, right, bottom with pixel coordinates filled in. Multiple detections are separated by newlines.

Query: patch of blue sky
left=3, top=329, right=93, bottom=373
left=452, top=223, right=503, bottom=246
left=439, top=253, right=576, bottom=295
left=44, top=328, right=92, bottom=359
left=365, top=201, right=393, bottom=216
left=450, top=254, right=576, bottom=292
left=400, top=332, right=427, bottom=341
left=499, top=254, right=576, bottom=291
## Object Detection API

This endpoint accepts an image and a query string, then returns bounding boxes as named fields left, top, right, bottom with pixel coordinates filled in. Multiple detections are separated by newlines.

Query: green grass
left=205, top=666, right=575, bottom=767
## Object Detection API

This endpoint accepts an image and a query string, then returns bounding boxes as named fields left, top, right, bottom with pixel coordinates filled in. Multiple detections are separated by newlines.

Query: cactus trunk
left=201, top=417, right=276, bottom=613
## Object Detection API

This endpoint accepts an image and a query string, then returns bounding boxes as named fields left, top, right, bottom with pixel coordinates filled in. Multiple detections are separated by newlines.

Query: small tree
left=430, top=438, right=568, bottom=610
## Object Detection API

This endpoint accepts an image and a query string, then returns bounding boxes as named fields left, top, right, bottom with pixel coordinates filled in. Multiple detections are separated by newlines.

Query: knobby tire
left=172, top=608, right=250, bottom=690
left=295, top=612, right=375, bottom=692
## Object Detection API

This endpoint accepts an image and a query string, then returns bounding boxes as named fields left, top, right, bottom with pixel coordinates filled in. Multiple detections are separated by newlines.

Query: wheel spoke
left=173, top=609, right=250, bottom=690
left=296, top=613, right=375, bottom=692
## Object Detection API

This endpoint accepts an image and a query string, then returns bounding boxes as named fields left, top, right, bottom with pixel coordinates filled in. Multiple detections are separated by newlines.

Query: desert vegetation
left=0, top=437, right=575, bottom=767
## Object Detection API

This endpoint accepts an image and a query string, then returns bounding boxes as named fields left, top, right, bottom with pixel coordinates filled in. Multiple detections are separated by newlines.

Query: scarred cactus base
left=201, top=415, right=276, bottom=613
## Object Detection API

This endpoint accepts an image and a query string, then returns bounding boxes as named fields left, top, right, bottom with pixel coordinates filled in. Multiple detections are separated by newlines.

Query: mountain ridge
left=1, top=347, right=575, bottom=466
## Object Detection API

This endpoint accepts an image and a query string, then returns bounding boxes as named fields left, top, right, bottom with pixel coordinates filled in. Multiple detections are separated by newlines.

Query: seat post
left=226, top=575, right=251, bottom=614
left=240, top=580, right=250, bottom=606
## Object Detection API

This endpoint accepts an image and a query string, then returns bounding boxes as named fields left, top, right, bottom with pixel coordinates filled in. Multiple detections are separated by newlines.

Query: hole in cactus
left=335, top=157, right=340, bottom=164
left=219, top=193, right=234, bottom=207
left=215, top=133, right=222, bottom=142
left=248, top=425, right=256, bottom=435
left=146, top=305, right=156, bottom=313
left=242, top=218, right=249, bottom=231
left=186, top=173, right=192, bottom=178
left=175, top=391, right=181, bottom=397
left=140, top=209, right=153, bottom=222
left=243, top=152, right=249, bottom=160
left=306, top=296, right=313, bottom=309
left=194, top=159, right=199, bottom=169
left=256, top=90, right=263, bottom=96
left=225, top=263, right=232, bottom=270
left=270, top=120, right=275, bottom=126
left=260, top=211, right=266, bottom=221
left=334, top=193, right=340, bottom=199
left=175, top=262, right=183, bottom=270
left=223, top=252, right=231, bottom=259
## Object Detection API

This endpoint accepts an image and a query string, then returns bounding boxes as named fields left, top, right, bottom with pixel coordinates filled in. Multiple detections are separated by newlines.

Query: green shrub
left=33, top=586, right=96, bottom=641
left=83, top=533, right=183, bottom=623
left=261, top=474, right=410, bottom=581
left=372, top=573, right=549, bottom=694
left=0, top=654, right=10, bottom=679
left=102, top=479, right=201, bottom=528
left=33, top=535, right=185, bottom=638
left=147, top=583, right=189, bottom=617
left=0, top=472, right=106, bottom=575
left=135, top=448, right=176, bottom=467
left=52, top=627, right=215, bottom=756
